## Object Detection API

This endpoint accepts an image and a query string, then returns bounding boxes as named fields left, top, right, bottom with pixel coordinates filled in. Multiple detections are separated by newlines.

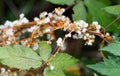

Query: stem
left=87, top=30, right=110, bottom=43
left=99, top=40, right=106, bottom=59
left=105, top=15, right=120, bottom=29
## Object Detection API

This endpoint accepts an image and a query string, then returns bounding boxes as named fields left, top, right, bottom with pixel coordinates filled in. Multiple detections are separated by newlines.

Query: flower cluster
left=0, top=7, right=111, bottom=49
left=0, top=67, right=17, bottom=76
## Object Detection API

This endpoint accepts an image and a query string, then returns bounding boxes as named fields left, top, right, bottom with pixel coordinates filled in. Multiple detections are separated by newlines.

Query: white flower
left=55, top=8, right=65, bottom=15
left=92, top=21, right=101, bottom=30
left=44, top=28, right=51, bottom=32
left=83, top=36, right=87, bottom=40
left=96, top=29, right=100, bottom=33
left=1, top=68, right=6, bottom=73
left=33, top=43, right=39, bottom=50
left=48, top=13, right=52, bottom=17
left=27, top=26, right=38, bottom=32
left=92, top=21, right=98, bottom=25
left=47, top=34, right=50, bottom=39
left=20, top=13, right=24, bottom=19
left=13, top=72, right=18, bottom=76
left=82, top=28, right=87, bottom=33
left=65, top=33, right=71, bottom=38
left=56, top=37, right=63, bottom=47
left=96, top=25, right=101, bottom=30
left=39, top=12, right=48, bottom=19
left=19, top=17, right=29, bottom=24
left=34, top=17, right=39, bottom=21
left=4, top=20, right=12, bottom=27
left=86, top=39, right=94, bottom=45
left=44, top=17, right=50, bottom=23
left=106, top=33, right=110, bottom=36
left=50, top=65, right=54, bottom=70
left=61, top=42, right=67, bottom=51
left=21, top=40, right=28, bottom=45
left=5, top=28, right=13, bottom=36
left=72, top=34, right=78, bottom=39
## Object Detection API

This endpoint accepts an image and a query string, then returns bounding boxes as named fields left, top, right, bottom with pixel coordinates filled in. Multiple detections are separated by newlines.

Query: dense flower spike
left=0, top=7, right=112, bottom=49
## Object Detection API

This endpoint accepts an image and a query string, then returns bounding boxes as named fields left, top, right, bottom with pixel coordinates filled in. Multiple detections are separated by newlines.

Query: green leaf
left=20, top=0, right=34, bottom=15
left=104, top=5, right=120, bottom=15
left=46, top=0, right=75, bottom=5
left=98, top=0, right=111, bottom=6
left=44, top=67, right=65, bottom=76
left=101, top=41, right=120, bottom=56
left=84, top=0, right=120, bottom=32
left=72, top=1, right=87, bottom=21
left=38, top=41, right=52, bottom=61
left=87, top=57, right=120, bottom=76
left=50, top=53, right=78, bottom=69
left=0, top=45, right=42, bottom=70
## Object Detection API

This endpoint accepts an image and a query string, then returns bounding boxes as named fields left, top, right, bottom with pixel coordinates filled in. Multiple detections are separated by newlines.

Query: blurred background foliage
left=0, top=0, right=120, bottom=32
left=0, top=0, right=57, bottom=24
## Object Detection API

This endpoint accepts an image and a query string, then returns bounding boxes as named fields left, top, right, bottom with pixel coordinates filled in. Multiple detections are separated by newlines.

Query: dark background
left=0, top=0, right=120, bottom=24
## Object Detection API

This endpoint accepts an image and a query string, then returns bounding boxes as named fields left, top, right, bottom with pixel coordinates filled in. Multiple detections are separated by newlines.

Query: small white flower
left=92, top=21, right=98, bottom=25
left=4, top=20, right=14, bottom=27
left=92, top=21, right=101, bottom=30
left=61, top=42, right=67, bottom=51
left=106, top=33, right=110, bottom=36
left=50, top=65, right=54, bottom=70
left=34, top=17, right=39, bottom=21
left=5, top=28, right=13, bottom=36
left=20, top=13, right=24, bottom=19
left=21, top=40, right=28, bottom=45
left=85, top=33, right=90, bottom=37
left=82, top=28, right=87, bottom=33
left=56, top=37, right=63, bottom=47
left=96, top=29, right=100, bottom=33
left=52, top=20, right=56, bottom=23
left=96, top=25, right=101, bottom=30
left=65, top=33, right=71, bottom=38
left=47, top=34, right=50, bottom=39
left=72, top=34, right=78, bottom=39
left=44, top=17, right=50, bottom=23
left=83, top=36, right=87, bottom=40
left=13, top=72, right=18, bottom=76
left=48, top=13, right=52, bottom=17
left=47, top=41, right=52, bottom=44
left=86, top=39, right=94, bottom=45
left=33, top=43, right=39, bottom=50
left=7, top=36, right=13, bottom=41
left=27, top=26, right=38, bottom=32
left=44, top=28, right=51, bottom=32
left=20, top=17, right=29, bottom=24
left=55, top=8, right=65, bottom=15
left=1, top=68, right=6, bottom=73
left=39, top=12, right=48, bottom=19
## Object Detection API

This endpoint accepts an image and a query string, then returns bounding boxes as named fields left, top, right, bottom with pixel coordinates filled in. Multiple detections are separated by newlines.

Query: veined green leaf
left=50, top=53, right=78, bottom=70
left=72, top=1, right=87, bottom=21
left=38, top=41, right=52, bottom=61
left=87, top=57, right=120, bottom=76
left=104, top=5, right=120, bottom=15
left=0, top=45, right=42, bottom=70
left=44, top=67, right=65, bottom=76
left=101, top=41, right=120, bottom=56
left=46, top=0, right=75, bottom=5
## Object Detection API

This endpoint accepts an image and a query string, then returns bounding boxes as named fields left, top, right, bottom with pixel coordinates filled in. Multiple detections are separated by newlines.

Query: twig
left=105, top=15, right=120, bottom=29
